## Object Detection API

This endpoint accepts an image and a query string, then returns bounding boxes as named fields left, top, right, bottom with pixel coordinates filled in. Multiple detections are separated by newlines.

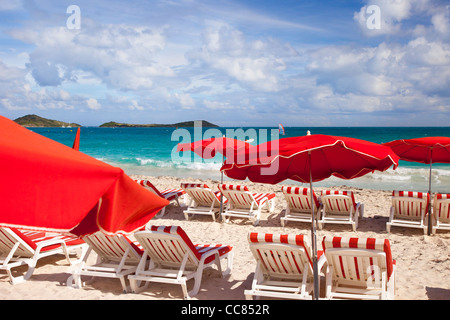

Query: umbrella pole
left=427, top=150, right=433, bottom=236
left=219, top=136, right=225, bottom=221
left=309, top=152, right=319, bottom=300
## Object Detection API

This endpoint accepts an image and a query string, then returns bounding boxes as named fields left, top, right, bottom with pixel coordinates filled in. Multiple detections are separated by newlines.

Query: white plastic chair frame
left=219, top=185, right=275, bottom=226
left=319, top=192, right=363, bottom=231
left=66, top=232, right=142, bottom=293
left=129, top=227, right=233, bottom=299
left=0, top=227, right=86, bottom=285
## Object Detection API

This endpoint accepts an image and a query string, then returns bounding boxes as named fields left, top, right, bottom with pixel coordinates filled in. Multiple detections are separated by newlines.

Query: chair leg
left=117, top=276, right=128, bottom=293
left=129, top=277, right=149, bottom=293
left=187, top=271, right=203, bottom=299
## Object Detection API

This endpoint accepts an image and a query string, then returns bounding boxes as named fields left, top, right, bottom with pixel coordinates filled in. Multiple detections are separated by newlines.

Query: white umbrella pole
left=427, top=149, right=433, bottom=236
left=309, top=152, right=319, bottom=300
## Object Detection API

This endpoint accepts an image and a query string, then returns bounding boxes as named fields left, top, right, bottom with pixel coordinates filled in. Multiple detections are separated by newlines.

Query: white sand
left=1, top=175, right=449, bottom=300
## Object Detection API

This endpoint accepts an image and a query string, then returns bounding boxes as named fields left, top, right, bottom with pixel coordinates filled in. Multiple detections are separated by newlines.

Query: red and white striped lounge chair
left=244, top=232, right=326, bottom=300
left=318, top=190, right=364, bottom=231
left=322, top=236, right=396, bottom=300
left=0, top=227, right=86, bottom=285
left=281, top=186, right=322, bottom=227
left=129, top=225, right=233, bottom=299
left=135, top=179, right=185, bottom=218
left=67, top=232, right=144, bottom=293
left=180, top=183, right=226, bottom=221
left=386, top=190, right=430, bottom=234
left=218, top=184, right=276, bottom=226
left=432, top=193, right=450, bottom=234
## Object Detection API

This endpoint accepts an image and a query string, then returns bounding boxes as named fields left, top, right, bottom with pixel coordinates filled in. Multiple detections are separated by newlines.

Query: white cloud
left=86, top=98, right=101, bottom=110
left=187, top=22, right=297, bottom=92
left=354, top=0, right=432, bottom=36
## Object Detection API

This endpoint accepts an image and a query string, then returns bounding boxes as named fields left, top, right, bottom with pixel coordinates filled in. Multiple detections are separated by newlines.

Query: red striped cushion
left=252, top=192, right=275, bottom=206
left=13, top=229, right=84, bottom=252
left=149, top=226, right=231, bottom=264
left=282, top=186, right=320, bottom=209
left=181, top=183, right=209, bottom=189
left=434, top=193, right=450, bottom=220
left=436, top=193, right=450, bottom=200
left=392, top=190, right=430, bottom=216
left=321, top=190, right=357, bottom=211
left=160, top=188, right=185, bottom=201
left=219, top=184, right=249, bottom=192
left=134, top=179, right=164, bottom=198
left=248, top=232, right=317, bottom=267
left=322, top=236, right=394, bottom=280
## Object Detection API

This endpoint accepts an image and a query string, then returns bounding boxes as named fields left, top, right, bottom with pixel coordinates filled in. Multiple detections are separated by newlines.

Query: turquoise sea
left=31, top=126, right=450, bottom=193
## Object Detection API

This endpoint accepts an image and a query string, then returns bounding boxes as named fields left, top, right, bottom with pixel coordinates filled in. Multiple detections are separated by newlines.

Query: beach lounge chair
left=0, top=227, right=86, bottom=285
left=129, top=225, right=233, bottom=299
left=432, top=193, right=450, bottom=234
left=135, top=179, right=185, bottom=218
left=318, top=190, right=364, bottom=231
left=386, top=190, right=430, bottom=234
left=244, top=232, right=326, bottom=300
left=218, top=184, right=276, bottom=226
left=66, top=232, right=144, bottom=293
left=180, top=183, right=226, bottom=221
left=280, top=186, right=322, bottom=227
left=322, top=236, right=396, bottom=300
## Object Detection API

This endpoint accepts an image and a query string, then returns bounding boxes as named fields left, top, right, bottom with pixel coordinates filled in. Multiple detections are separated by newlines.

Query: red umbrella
left=383, top=137, right=450, bottom=235
left=177, top=136, right=251, bottom=164
left=0, top=116, right=169, bottom=236
left=178, top=136, right=252, bottom=214
left=221, top=133, right=399, bottom=299
left=72, top=127, right=81, bottom=150
left=222, top=134, right=399, bottom=184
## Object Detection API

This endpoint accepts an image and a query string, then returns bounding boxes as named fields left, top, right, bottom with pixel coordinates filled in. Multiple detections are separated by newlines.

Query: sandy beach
left=1, top=174, right=449, bottom=300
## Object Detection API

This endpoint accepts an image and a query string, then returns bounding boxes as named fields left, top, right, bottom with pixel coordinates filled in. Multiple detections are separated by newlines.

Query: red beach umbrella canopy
left=221, top=134, right=400, bottom=184
left=0, top=116, right=169, bottom=236
left=383, top=136, right=450, bottom=235
left=383, top=137, right=450, bottom=164
left=177, top=137, right=251, bottom=163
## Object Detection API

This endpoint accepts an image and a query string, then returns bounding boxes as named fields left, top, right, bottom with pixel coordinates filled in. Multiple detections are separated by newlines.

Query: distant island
left=99, top=120, right=219, bottom=128
left=14, top=114, right=81, bottom=127
left=13, top=114, right=218, bottom=128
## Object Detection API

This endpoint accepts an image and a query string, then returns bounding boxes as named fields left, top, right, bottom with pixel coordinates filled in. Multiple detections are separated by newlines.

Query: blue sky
left=0, top=0, right=449, bottom=126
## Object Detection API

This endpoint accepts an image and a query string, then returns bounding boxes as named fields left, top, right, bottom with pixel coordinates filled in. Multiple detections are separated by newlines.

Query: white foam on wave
left=104, top=156, right=450, bottom=192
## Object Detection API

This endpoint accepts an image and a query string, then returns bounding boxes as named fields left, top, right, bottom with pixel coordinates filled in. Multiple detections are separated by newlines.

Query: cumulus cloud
left=354, top=0, right=431, bottom=36
left=186, top=22, right=298, bottom=92
left=86, top=98, right=101, bottom=110
left=10, top=24, right=175, bottom=91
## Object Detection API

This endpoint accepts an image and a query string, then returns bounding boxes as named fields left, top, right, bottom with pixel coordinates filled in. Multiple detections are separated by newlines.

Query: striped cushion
left=282, top=186, right=320, bottom=209
left=321, top=190, right=357, bottom=212
left=11, top=229, right=84, bottom=252
left=136, top=179, right=185, bottom=201
left=252, top=192, right=275, bottom=206
left=249, top=232, right=315, bottom=267
left=219, top=184, right=275, bottom=207
left=219, top=184, right=249, bottom=192
left=322, top=236, right=394, bottom=280
left=84, top=232, right=144, bottom=258
left=149, top=226, right=232, bottom=264
left=392, top=190, right=430, bottom=217
left=181, top=183, right=225, bottom=204
left=181, top=183, right=209, bottom=189
left=135, top=179, right=164, bottom=197
left=160, top=188, right=185, bottom=201
left=434, top=193, right=450, bottom=221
